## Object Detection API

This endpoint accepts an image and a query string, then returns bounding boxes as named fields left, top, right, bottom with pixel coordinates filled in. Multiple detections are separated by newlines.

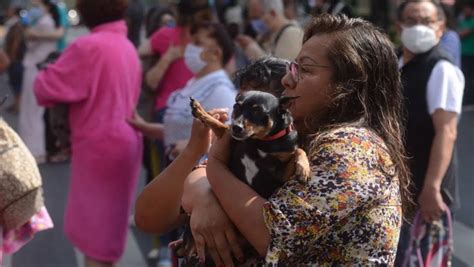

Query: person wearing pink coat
left=33, top=0, right=142, bottom=265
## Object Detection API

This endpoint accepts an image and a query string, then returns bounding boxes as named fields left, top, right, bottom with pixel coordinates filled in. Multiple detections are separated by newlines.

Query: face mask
left=28, top=7, right=44, bottom=26
left=184, top=44, right=207, bottom=74
left=251, top=19, right=269, bottom=35
left=165, top=20, right=176, bottom=28
left=401, top=25, right=438, bottom=54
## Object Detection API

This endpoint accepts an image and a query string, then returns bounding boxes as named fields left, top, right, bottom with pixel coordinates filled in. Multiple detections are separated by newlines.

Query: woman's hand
left=190, top=189, right=245, bottom=266
left=162, top=45, right=183, bottom=64
left=127, top=110, right=147, bottom=129
left=25, top=29, right=40, bottom=41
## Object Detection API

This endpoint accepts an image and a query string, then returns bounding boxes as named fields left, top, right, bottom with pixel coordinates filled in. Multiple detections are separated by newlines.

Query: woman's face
left=281, top=34, right=334, bottom=133
left=192, top=28, right=221, bottom=66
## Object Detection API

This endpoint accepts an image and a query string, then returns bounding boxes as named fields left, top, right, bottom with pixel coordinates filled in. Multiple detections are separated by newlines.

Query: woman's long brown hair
left=303, top=14, right=413, bottom=217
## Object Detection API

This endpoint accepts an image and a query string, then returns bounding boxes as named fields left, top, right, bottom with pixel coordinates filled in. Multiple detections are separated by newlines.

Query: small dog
left=191, top=90, right=310, bottom=197
left=178, top=90, right=310, bottom=264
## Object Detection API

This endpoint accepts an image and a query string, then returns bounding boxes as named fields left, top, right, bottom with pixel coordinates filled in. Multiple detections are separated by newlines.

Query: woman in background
left=18, top=0, right=61, bottom=164
left=34, top=0, right=143, bottom=266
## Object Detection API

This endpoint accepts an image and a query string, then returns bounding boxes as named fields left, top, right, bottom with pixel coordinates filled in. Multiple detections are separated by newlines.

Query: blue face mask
left=28, top=7, right=44, bottom=26
left=251, top=19, right=269, bottom=35
left=165, top=20, right=176, bottom=28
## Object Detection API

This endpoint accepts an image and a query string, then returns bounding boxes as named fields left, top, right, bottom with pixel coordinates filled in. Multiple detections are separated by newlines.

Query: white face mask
left=401, top=25, right=438, bottom=54
left=184, top=43, right=207, bottom=74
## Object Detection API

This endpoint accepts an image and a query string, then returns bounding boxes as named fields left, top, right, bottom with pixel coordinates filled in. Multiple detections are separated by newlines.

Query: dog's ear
left=279, top=96, right=299, bottom=110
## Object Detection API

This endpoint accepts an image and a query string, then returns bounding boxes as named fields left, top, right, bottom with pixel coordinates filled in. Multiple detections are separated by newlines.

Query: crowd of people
left=0, top=0, right=471, bottom=266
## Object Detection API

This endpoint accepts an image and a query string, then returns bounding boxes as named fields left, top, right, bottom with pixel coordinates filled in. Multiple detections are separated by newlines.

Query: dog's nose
left=232, top=125, right=243, bottom=134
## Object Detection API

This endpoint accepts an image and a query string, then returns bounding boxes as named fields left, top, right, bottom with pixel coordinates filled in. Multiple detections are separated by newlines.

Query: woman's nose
left=281, top=72, right=295, bottom=90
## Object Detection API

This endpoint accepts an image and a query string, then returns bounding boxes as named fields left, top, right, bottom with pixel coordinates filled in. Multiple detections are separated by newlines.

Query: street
left=0, top=27, right=473, bottom=267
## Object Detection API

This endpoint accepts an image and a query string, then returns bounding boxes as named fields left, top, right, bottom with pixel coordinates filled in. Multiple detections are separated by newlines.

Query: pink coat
left=34, top=20, right=143, bottom=262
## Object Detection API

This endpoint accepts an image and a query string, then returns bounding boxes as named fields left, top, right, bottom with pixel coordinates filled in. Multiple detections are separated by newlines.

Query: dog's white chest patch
left=241, top=155, right=258, bottom=185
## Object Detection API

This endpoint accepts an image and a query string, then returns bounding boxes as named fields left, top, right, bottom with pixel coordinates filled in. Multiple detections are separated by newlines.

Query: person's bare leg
left=84, top=256, right=116, bottom=267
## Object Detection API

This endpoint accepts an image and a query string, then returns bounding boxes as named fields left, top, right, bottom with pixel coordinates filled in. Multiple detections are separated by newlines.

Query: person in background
left=458, top=2, right=474, bottom=106
left=33, top=0, right=143, bottom=265
left=440, top=2, right=461, bottom=67
left=18, top=0, right=62, bottom=164
left=125, top=0, right=145, bottom=47
left=394, top=1, right=464, bottom=265
left=3, top=5, right=26, bottom=114
left=236, top=0, right=304, bottom=61
left=144, top=7, right=176, bottom=39
left=55, top=1, right=69, bottom=52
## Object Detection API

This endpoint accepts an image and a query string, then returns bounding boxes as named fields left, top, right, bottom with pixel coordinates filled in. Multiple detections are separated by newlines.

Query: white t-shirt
left=399, top=59, right=465, bottom=115
left=163, top=70, right=236, bottom=148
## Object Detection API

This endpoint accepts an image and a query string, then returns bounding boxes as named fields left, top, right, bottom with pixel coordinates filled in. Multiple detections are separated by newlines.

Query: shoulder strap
left=332, top=2, right=346, bottom=15
left=272, top=24, right=295, bottom=53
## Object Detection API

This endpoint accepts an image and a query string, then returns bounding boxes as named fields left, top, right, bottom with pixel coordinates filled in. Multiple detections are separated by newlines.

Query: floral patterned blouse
left=262, top=127, right=402, bottom=265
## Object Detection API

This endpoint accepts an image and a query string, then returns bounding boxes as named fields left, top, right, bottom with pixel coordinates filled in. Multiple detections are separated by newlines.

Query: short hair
left=77, top=0, right=128, bottom=29
left=261, top=0, right=284, bottom=14
left=190, top=22, right=235, bottom=66
left=234, top=57, right=288, bottom=96
left=397, top=0, right=446, bottom=22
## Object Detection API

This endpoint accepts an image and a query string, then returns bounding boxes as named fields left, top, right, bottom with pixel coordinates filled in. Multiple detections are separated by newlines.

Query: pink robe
left=33, top=20, right=143, bottom=262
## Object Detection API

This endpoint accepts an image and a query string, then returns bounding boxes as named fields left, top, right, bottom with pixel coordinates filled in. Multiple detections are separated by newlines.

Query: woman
left=191, top=14, right=410, bottom=265
left=129, top=22, right=236, bottom=161
left=33, top=0, right=142, bottom=266
left=18, top=0, right=61, bottom=164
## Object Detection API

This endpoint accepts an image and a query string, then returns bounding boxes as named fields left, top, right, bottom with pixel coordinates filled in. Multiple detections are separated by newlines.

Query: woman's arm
left=127, top=111, right=164, bottom=140
left=134, top=110, right=228, bottom=233
left=26, top=27, right=65, bottom=41
left=135, top=146, right=204, bottom=233
left=145, top=45, right=182, bottom=89
left=206, top=133, right=270, bottom=256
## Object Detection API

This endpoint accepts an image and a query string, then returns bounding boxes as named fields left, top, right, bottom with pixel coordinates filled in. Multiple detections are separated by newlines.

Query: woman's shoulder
left=309, top=126, right=392, bottom=164
left=315, top=126, right=385, bottom=145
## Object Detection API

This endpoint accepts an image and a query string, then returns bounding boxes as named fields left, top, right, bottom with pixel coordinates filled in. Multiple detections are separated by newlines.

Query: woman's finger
left=203, top=232, right=223, bottom=266
left=213, top=232, right=235, bottom=267
left=225, top=229, right=244, bottom=262
left=193, top=233, right=206, bottom=264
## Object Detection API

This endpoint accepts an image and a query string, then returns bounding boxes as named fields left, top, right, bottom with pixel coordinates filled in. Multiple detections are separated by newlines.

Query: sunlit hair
left=304, top=14, right=413, bottom=217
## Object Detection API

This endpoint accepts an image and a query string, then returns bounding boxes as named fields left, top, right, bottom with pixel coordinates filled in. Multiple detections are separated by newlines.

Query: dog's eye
left=252, top=107, right=264, bottom=117
left=233, top=104, right=241, bottom=114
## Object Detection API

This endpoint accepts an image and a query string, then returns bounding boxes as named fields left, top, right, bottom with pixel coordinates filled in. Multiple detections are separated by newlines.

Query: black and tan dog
left=191, top=90, right=310, bottom=198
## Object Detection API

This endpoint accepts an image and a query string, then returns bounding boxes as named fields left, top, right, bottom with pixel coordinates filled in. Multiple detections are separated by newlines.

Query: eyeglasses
left=287, top=61, right=331, bottom=83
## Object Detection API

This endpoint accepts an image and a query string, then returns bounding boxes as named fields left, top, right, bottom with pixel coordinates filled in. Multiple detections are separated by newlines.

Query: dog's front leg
left=281, top=149, right=311, bottom=183
left=190, top=97, right=229, bottom=138
left=293, top=148, right=311, bottom=183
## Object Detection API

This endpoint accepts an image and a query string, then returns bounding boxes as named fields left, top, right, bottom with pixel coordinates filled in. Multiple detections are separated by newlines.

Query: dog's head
left=230, top=90, right=298, bottom=141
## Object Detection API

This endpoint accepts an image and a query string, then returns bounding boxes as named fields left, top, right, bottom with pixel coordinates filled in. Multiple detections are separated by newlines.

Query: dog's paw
left=294, top=149, right=310, bottom=183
